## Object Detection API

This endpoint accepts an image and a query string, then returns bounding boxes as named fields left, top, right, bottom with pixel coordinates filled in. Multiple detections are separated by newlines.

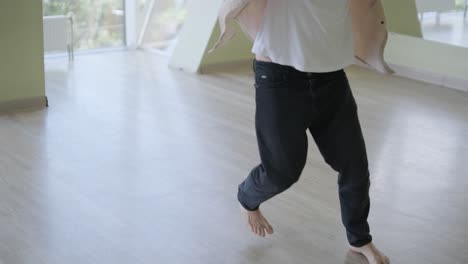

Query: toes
left=249, top=224, right=256, bottom=234
left=259, top=218, right=273, bottom=235
left=259, top=227, right=265, bottom=237
left=256, top=227, right=263, bottom=237
left=253, top=226, right=260, bottom=236
left=377, top=255, right=389, bottom=264
left=264, top=223, right=274, bottom=234
left=244, top=210, right=273, bottom=237
left=252, top=226, right=258, bottom=235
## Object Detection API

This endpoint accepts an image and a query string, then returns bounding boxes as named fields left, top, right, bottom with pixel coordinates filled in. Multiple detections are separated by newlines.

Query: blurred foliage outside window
left=43, top=0, right=125, bottom=50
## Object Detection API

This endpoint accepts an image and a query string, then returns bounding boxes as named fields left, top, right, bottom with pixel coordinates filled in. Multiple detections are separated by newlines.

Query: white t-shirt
left=252, top=0, right=354, bottom=73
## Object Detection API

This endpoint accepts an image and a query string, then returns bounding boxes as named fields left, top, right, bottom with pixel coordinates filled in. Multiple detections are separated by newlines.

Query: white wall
left=168, top=0, right=224, bottom=73
left=386, top=33, right=468, bottom=91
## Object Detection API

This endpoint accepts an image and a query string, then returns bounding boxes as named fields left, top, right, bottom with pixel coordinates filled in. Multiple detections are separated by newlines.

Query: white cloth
left=252, top=0, right=354, bottom=73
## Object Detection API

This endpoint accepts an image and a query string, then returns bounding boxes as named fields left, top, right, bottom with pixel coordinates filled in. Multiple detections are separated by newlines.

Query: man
left=236, top=1, right=390, bottom=263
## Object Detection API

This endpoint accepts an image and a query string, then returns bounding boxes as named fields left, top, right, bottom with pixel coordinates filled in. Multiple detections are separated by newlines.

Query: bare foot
left=240, top=205, right=274, bottom=237
left=350, top=242, right=390, bottom=264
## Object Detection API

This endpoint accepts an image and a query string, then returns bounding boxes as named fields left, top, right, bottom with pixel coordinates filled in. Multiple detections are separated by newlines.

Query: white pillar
left=168, top=0, right=224, bottom=73
left=125, top=0, right=138, bottom=49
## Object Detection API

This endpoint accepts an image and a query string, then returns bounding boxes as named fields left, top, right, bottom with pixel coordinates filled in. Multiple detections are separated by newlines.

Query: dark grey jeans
left=238, top=60, right=372, bottom=247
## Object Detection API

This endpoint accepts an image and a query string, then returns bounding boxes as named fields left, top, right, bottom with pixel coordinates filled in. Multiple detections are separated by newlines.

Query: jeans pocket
left=254, top=68, right=287, bottom=89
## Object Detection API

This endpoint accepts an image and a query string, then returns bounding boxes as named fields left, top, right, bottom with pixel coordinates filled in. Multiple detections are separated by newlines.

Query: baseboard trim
left=352, top=60, right=468, bottom=93
left=388, top=63, right=468, bottom=93
left=0, top=96, right=48, bottom=114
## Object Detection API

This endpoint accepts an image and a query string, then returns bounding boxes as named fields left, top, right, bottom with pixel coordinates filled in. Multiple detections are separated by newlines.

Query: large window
left=416, top=0, right=468, bottom=48
left=138, top=0, right=190, bottom=54
left=43, top=0, right=125, bottom=51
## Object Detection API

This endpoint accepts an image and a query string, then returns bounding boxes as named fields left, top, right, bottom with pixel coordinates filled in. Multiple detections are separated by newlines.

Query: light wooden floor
left=1, top=51, right=467, bottom=264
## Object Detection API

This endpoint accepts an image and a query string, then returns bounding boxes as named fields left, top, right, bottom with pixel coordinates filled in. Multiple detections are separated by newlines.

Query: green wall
left=382, top=0, right=423, bottom=37
left=201, top=22, right=254, bottom=66
left=0, top=0, right=46, bottom=103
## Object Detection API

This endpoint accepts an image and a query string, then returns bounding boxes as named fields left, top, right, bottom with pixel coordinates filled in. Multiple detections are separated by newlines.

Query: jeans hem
left=237, top=189, right=260, bottom=211
left=349, top=237, right=373, bottom=248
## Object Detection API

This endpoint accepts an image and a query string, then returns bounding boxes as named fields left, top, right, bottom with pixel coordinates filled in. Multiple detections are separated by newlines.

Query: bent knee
left=268, top=169, right=302, bottom=190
